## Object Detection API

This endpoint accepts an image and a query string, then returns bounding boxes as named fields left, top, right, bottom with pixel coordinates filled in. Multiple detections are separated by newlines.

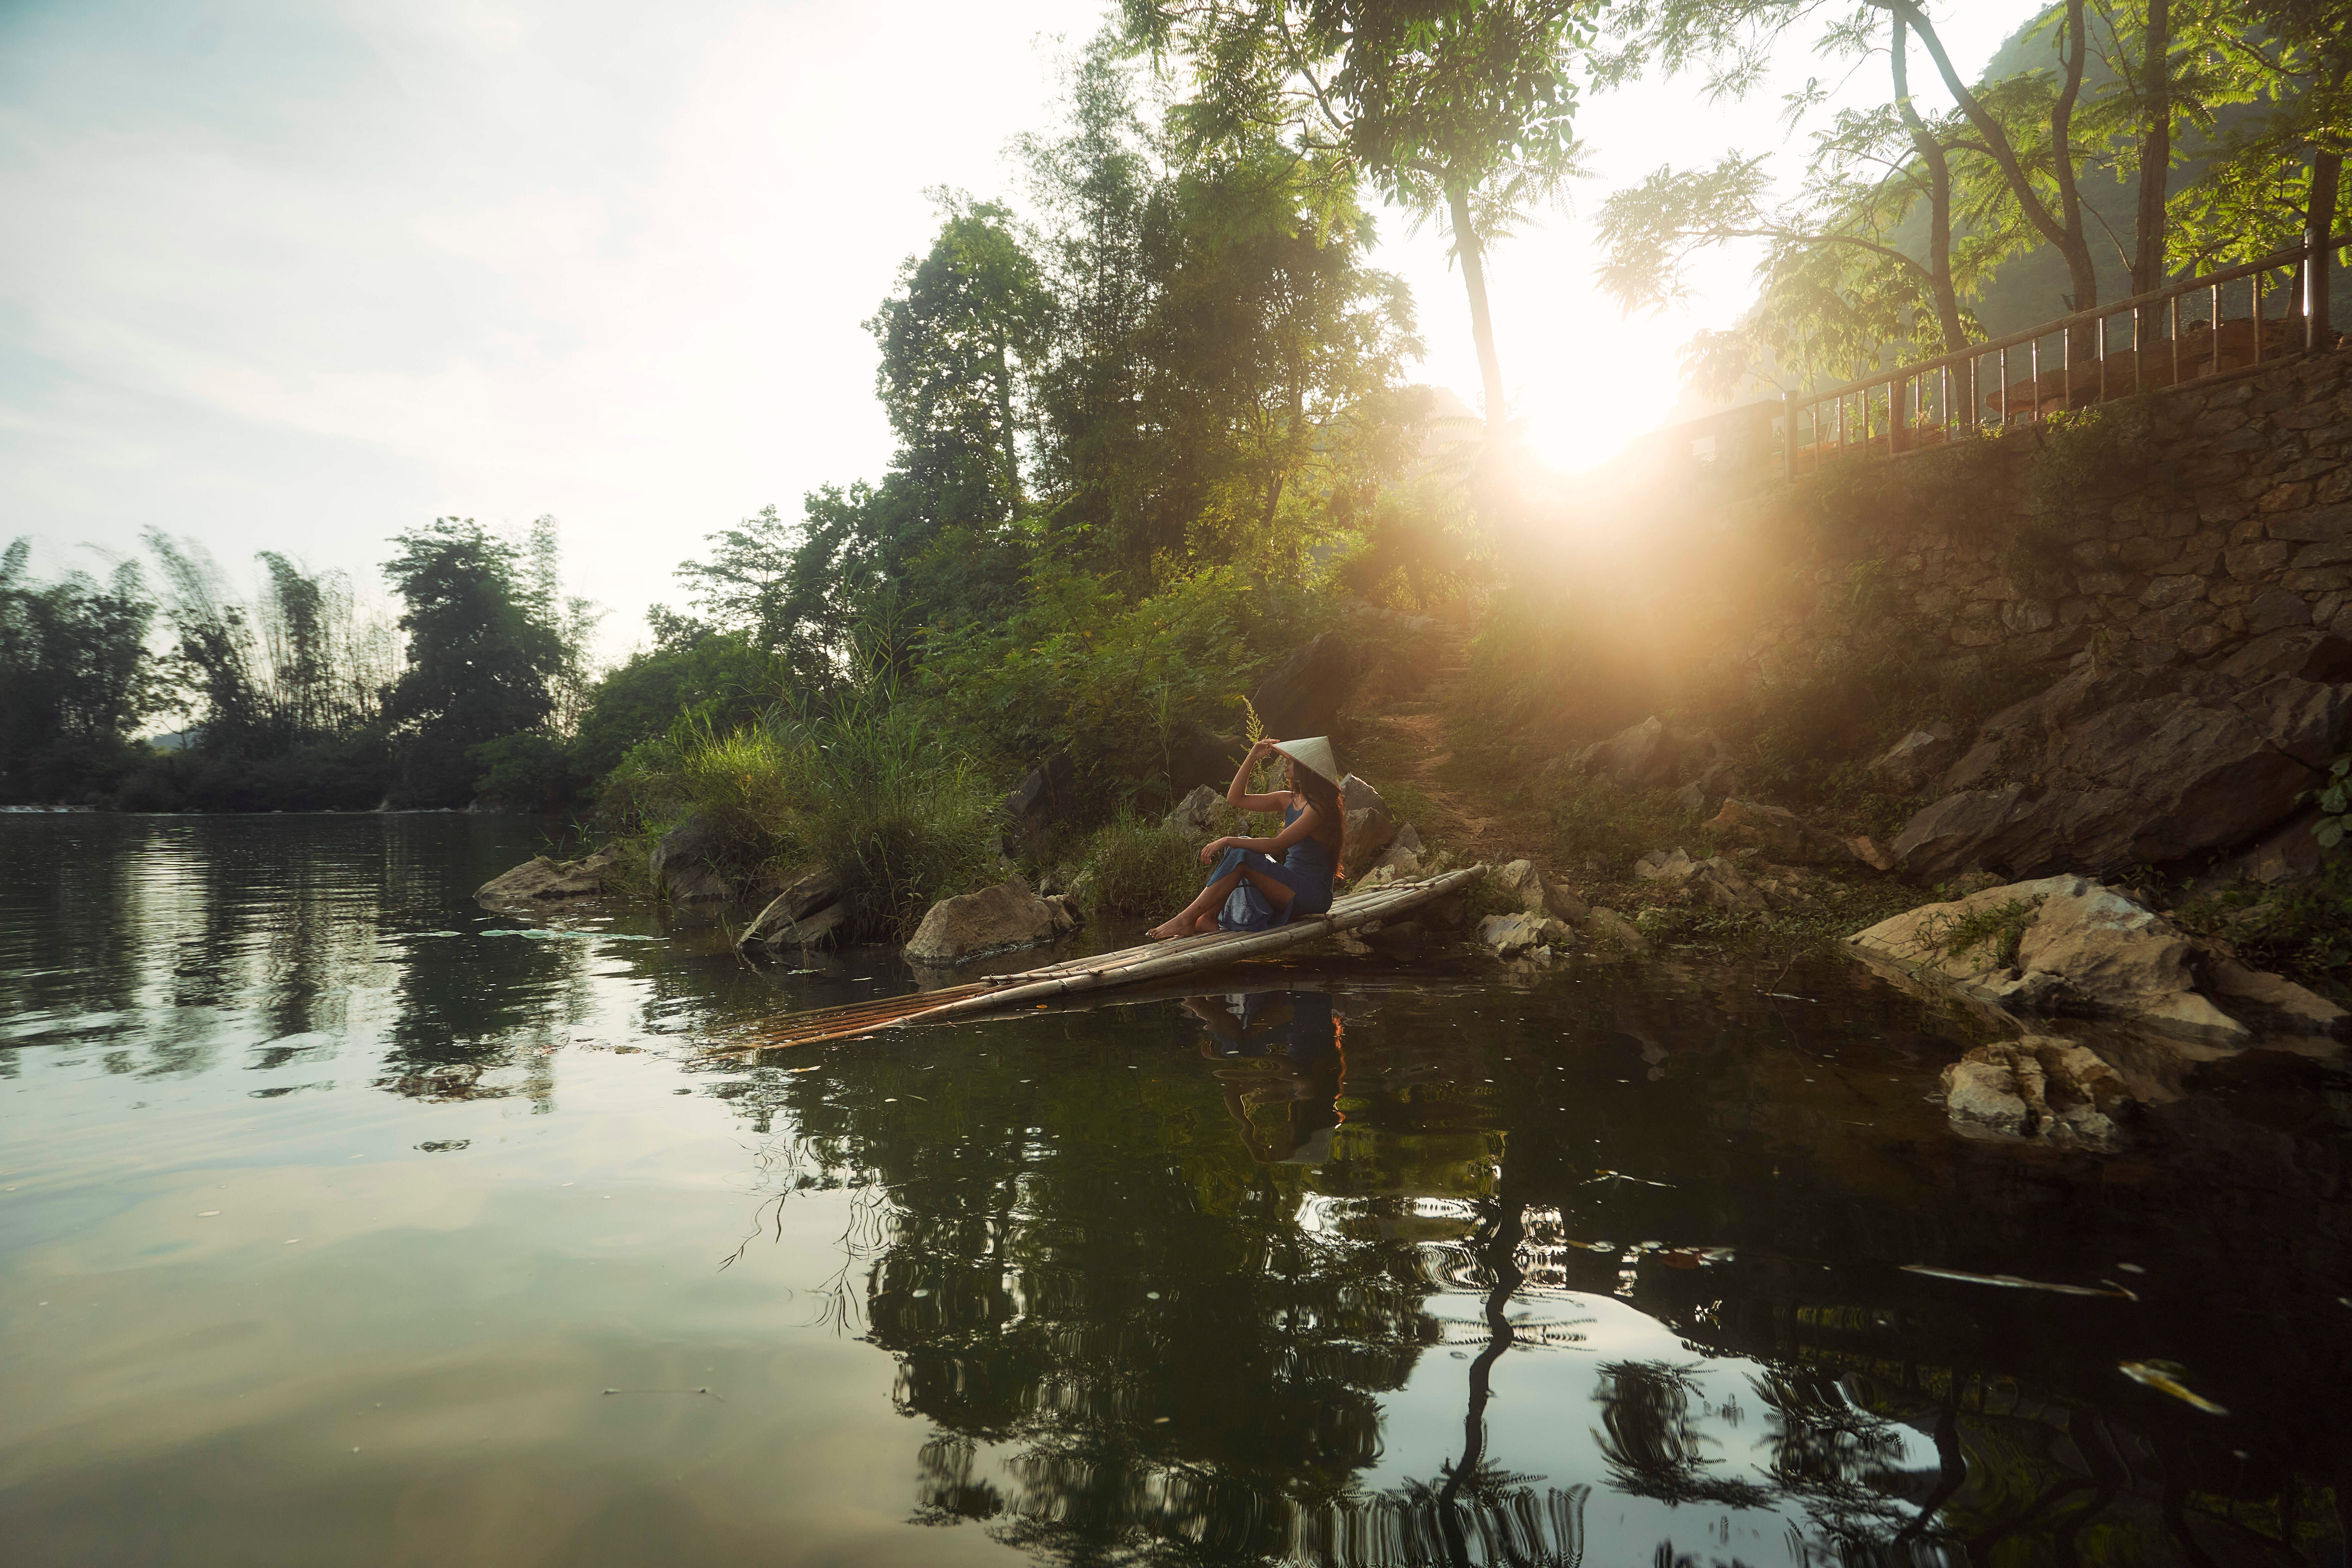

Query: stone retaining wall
left=1745, top=346, right=2352, bottom=676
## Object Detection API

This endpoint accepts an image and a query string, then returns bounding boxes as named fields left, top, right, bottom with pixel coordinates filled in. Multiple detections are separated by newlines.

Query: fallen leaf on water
left=1902, top=1264, right=2134, bottom=1298
left=2120, top=1361, right=2228, bottom=1415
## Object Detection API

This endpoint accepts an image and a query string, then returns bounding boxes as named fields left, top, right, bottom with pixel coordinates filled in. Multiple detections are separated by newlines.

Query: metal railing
left=1782, top=228, right=2347, bottom=480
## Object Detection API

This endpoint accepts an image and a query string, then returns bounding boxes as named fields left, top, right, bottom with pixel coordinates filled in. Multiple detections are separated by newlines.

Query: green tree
left=382, top=518, right=567, bottom=806
left=1132, top=0, right=1597, bottom=428
left=2164, top=0, right=2351, bottom=275
left=0, top=539, right=161, bottom=801
left=868, top=197, right=1054, bottom=520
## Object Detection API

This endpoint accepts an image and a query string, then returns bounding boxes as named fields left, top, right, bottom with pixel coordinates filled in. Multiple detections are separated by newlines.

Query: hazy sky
left=1, top=0, right=2039, bottom=658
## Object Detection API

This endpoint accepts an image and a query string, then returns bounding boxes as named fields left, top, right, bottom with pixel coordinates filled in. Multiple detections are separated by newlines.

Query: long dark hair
left=1288, top=760, right=1347, bottom=878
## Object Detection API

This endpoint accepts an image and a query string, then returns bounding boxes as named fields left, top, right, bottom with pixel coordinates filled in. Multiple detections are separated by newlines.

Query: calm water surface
left=3, top=814, right=2348, bottom=1567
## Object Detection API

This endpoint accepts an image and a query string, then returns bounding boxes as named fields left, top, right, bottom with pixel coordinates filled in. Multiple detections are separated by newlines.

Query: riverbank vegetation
left=6, top=6, right=2348, bottom=954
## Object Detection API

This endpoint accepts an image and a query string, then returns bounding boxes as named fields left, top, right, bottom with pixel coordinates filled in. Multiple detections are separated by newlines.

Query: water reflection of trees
left=717, top=974, right=2350, bottom=1568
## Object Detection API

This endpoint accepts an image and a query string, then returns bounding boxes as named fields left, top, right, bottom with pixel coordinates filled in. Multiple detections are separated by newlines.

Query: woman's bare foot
left=1193, top=914, right=1216, bottom=934
left=1145, top=920, right=1187, bottom=941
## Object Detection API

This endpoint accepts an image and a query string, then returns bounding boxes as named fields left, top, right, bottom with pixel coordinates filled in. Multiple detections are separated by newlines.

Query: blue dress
left=1208, top=802, right=1337, bottom=931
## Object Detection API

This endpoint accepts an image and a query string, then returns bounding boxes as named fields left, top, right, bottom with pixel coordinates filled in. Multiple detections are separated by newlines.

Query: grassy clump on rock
left=599, top=694, right=1000, bottom=940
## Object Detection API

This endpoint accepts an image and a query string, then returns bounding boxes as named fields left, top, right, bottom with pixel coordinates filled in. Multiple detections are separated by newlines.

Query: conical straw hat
left=1271, top=736, right=1339, bottom=788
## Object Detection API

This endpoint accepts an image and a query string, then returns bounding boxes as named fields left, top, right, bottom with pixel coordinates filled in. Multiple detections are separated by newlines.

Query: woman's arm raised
left=1226, top=737, right=1291, bottom=814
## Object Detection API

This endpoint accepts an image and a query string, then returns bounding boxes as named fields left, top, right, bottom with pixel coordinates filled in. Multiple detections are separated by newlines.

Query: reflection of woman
left=1186, top=990, right=1344, bottom=1164
left=1146, top=737, right=1346, bottom=941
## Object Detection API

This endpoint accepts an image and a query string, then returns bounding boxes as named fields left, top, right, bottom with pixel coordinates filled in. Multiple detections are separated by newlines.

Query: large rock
left=1632, top=846, right=1767, bottom=913
left=1489, top=858, right=1587, bottom=921
left=476, top=844, right=619, bottom=903
left=1250, top=633, right=1359, bottom=743
left=1584, top=906, right=1652, bottom=957
left=1850, top=875, right=2250, bottom=1043
left=1706, top=798, right=1872, bottom=868
left=2210, top=958, right=2348, bottom=1036
left=903, top=880, right=1063, bottom=966
left=737, top=865, right=845, bottom=956
left=1340, top=775, right=1396, bottom=878
left=1476, top=911, right=1554, bottom=958
left=1002, top=751, right=1074, bottom=855
left=650, top=814, right=734, bottom=902
left=1869, top=723, right=1958, bottom=793
left=1161, top=784, right=1228, bottom=842
left=1559, top=715, right=1681, bottom=788
left=1940, top=1037, right=2128, bottom=1149
left=1891, top=663, right=2352, bottom=878
left=2215, top=627, right=2352, bottom=684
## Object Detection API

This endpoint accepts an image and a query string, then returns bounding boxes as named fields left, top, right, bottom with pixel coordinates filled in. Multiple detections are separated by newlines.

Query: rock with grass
left=650, top=814, right=734, bottom=902
left=1850, top=875, right=2251, bottom=1043
left=737, top=865, right=845, bottom=957
left=1941, top=1036, right=2129, bottom=1149
left=476, top=844, right=620, bottom=904
left=1161, top=785, right=1227, bottom=842
left=903, top=878, right=1065, bottom=966
left=1890, top=662, right=2352, bottom=880
left=1632, top=847, right=1766, bottom=914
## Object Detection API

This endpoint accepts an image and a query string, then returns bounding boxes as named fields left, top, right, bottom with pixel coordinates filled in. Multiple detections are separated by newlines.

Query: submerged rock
left=738, top=865, right=845, bottom=957
left=1850, top=875, right=2251, bottom=1043
left=903, top=879, right=1064, bottom=966
left=475, top=844, right=619, bottom=904
left=1941, top=1036, right=2129, bottom=1149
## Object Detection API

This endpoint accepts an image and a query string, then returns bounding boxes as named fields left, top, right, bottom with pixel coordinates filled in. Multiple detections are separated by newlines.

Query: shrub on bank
left=600, top=695, right=1002, bottom=940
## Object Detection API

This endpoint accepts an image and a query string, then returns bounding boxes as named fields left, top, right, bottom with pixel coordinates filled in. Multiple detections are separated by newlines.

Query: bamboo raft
left=710, top=865, right=1488, bottom=1054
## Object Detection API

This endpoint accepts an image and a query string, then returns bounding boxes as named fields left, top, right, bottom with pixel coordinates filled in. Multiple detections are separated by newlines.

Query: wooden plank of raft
left=714, top=866, right=1485, bottom=1052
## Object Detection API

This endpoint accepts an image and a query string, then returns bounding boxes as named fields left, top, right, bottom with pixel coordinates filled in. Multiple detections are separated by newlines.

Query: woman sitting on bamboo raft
left=1145, top=737, right=1345, bottom=941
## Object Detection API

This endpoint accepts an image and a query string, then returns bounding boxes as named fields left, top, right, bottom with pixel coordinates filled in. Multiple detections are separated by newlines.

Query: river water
left=2, top=813, right=2347, bottom=1567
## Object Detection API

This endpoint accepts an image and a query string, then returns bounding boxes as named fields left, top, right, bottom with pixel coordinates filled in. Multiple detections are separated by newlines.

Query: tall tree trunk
left=1447, top=179, right=1509, bottom=428
left=2312, top=147, right=2343, bottom=341
left=1892, top=16, right=1967, bottom=353
left=2049, top=0, right=2102, bottom=320
left=2130, top=0, right=2172, bottom=296
left=992, top=326, right=1021, bottom=514
left=1893, top=0, right=2097, bottom=317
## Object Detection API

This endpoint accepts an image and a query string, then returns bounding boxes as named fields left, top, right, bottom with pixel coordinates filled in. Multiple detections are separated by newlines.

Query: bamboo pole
left=711, top=866, right=1487, bottom=1054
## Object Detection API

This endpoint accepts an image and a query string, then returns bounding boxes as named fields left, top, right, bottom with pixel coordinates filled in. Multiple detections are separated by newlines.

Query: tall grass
left=1079, top=819, right=1206, bottom=916
left=601, top=688, right=1001, bottom=940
